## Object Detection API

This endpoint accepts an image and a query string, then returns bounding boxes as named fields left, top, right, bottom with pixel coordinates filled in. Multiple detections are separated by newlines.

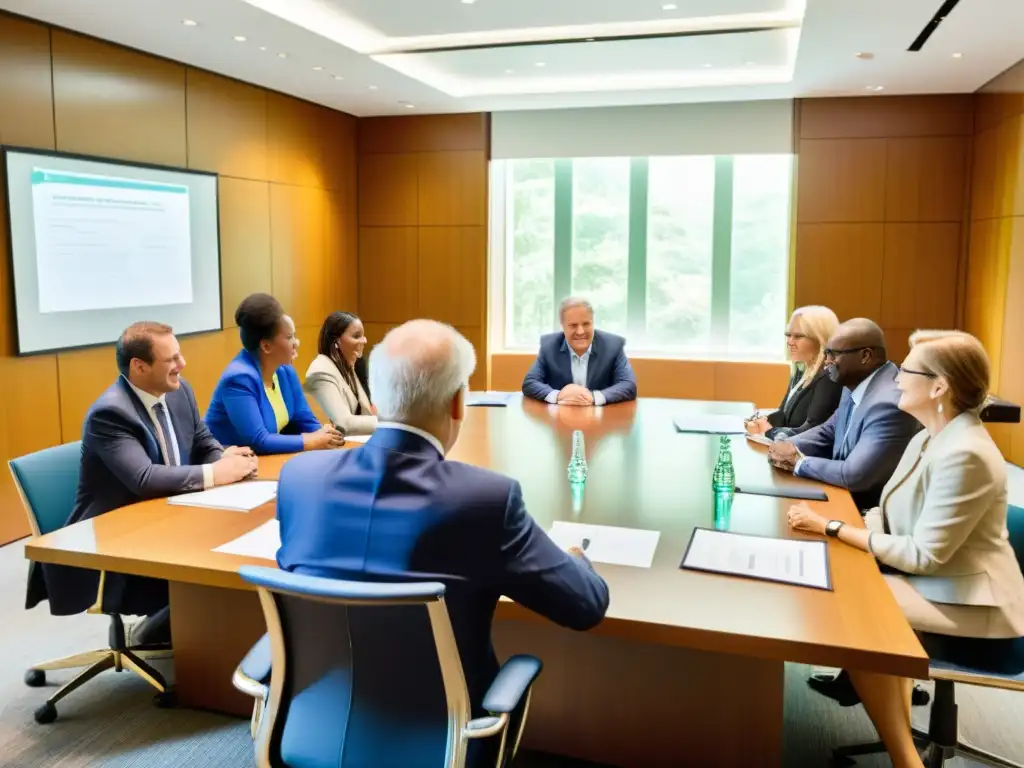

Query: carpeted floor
left=2, top=540, right=1022, bottom=768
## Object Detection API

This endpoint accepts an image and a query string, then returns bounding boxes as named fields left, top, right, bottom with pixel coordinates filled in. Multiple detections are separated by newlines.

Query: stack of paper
left=467, top=391, right=515, bottom=407
left=547, top=521, right=660, bottom=568
left=680, top=528, right=831, bottom=590
left=344, top=434, right=371, bottom=444
left=168, top=481, right=278, bottom=512
left=213, top=519, right=281, bottom=560
left=673, top=413, right=747, bottom=435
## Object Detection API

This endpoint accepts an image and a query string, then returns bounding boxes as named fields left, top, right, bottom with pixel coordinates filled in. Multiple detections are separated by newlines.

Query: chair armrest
left=233, top=632, right=272, bottom=698
left=482, top=654, right=542, bottom=715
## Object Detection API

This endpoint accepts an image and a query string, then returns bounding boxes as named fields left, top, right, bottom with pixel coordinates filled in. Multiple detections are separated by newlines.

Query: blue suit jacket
left=522, top=329, right=637, bottom=404
left=205, top=350, right=321, bottom=455
left=276, top=427, right=610, bottom=722
left=790, top=362, right=922, bottom=509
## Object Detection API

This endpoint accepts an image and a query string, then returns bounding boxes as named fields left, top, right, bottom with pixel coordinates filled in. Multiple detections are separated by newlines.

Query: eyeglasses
left=823, top=346, right=876, bottom=360
left=898, top=365, right=937, bottom=379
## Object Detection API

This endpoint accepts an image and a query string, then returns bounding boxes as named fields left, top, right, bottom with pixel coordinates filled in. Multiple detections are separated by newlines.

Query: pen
left=581, top=537, right=591, bottom=551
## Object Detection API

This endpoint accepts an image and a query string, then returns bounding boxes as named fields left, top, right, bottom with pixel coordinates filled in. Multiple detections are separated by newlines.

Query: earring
left=937, top=402, right=944, bottom=415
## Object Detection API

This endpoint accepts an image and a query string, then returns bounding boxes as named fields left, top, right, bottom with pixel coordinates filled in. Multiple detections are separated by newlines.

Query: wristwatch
left=824, top=520, right=844, bottom=538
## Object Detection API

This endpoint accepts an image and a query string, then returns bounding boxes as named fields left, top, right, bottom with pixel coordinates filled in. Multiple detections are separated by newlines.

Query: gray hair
left=368, top=320, right=476, bottom=423
left=558, top=296, right=594, bottom=322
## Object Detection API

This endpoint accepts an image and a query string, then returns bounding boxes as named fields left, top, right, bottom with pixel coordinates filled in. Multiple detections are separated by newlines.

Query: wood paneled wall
left=356, top=114, right=489, bottom=390
left=793, top=95, right=974, bottom=366
left=966, top=60, right=1024, bottom=461
left=0, top=14, right=357, bottom=544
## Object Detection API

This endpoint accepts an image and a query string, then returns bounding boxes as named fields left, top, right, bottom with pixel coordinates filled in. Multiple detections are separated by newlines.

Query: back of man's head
left=369, top=320, right=476, bottom=426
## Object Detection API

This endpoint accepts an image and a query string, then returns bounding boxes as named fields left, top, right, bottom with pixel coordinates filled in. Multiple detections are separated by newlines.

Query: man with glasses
left=767, top=318, right=921, bottom=511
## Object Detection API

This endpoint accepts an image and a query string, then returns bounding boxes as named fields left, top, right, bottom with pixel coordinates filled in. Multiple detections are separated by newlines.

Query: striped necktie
left=152, top=402, right=180, bottom=466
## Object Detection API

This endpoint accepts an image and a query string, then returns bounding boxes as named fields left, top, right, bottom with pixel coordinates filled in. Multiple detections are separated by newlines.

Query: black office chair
left=11, top=442, right=174, bottom=724
left=833, top=503, right=1024, bottom=767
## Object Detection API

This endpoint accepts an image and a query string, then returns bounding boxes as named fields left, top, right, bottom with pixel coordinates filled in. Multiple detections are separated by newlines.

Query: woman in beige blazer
left=304, top=312, right=378, bottom=436
left=788, top=330, right=1024, bottom=768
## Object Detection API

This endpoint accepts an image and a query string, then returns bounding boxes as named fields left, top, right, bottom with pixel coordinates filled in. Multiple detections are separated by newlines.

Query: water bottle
left=567, top=430, right=588, bottom=483
left=712, top=435, right=735, bottom=493
left=714, top=489, right=733, bottom=530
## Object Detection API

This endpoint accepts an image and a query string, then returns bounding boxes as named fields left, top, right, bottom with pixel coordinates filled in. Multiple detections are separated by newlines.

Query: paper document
left=213, top=519, right=281, bottom=561
left=673, top=413, right=747, bottom=435
left=467, top=391, right=515, bottom=407
left=547, top=521, right=660, bottom=568
left=344, top=434, right=370, bottom=444
left=745, top=434, right=774, bottom=446
left=681, top=528, right=831, bottom=590
left=168, top=481, right=278, bottom=512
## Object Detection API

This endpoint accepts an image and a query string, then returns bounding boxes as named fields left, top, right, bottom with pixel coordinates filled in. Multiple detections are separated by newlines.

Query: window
left=493, top=153, right=794, bottom=360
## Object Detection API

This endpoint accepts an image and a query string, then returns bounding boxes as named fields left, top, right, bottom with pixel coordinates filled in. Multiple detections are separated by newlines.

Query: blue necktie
left=833, top=399, right=853, bottom=460
left=152, top=402, right=179, bottom=466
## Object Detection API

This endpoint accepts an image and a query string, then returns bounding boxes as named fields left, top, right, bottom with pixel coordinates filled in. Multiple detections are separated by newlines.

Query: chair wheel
left=34, top=702, right=57, bottom=724
left=153, top=690, right=178, bottom=709
left=24, top=669, right=46, bottom=687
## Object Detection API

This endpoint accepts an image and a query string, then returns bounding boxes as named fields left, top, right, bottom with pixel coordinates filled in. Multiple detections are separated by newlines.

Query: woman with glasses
left=788, top=330, right=1024, bottom=768
left=746, top=305, right=842, bottom=439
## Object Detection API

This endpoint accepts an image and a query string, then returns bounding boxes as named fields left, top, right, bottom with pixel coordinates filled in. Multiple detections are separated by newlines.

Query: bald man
left=768, top=319, right=921, bottom=510
left=274, top=320, right=609, bottom=767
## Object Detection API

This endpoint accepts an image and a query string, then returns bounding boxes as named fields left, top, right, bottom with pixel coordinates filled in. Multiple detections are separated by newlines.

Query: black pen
left=581, top=537, right=591, bottom=551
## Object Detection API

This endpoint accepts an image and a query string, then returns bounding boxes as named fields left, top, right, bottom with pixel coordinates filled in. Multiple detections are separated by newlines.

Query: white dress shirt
left=377, top=422, right=446, bottom=457
left=124, top=377, right=214, bottom=489
left=544, top=345, right=607, bottom=406
left=793, top=366, right=881, bottom=476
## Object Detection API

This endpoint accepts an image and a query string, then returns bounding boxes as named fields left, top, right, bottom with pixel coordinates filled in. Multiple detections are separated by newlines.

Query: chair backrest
left=1007, top=504, right=1024, bottom=578
left=239, top=566, right=472, bottom=768
left=8, top=441, right=83, bottom=536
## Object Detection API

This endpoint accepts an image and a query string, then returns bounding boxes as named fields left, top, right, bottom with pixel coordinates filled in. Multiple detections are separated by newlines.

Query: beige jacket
left=866, top=412, right=1024, bottom=634
left=303, top=354, right=378, bottom=436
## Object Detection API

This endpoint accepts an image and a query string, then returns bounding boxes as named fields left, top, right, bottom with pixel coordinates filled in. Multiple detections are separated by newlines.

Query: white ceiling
left=0, top=0, right=1021, bottom=117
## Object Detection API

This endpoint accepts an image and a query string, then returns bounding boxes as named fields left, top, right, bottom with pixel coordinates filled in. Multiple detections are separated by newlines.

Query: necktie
left=152, top=402, right=180, bottom=466
left=833, top=399, right=853, bottom=460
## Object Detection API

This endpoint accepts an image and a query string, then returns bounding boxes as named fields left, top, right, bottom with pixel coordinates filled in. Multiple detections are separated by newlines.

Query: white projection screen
left=2, top=147, right=222, bottom=354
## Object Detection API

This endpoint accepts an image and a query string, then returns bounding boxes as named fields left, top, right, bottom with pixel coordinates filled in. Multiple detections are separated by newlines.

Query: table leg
left=493, top=619, right=784, bottom=768
left=169, top=581, right=264, bottom=717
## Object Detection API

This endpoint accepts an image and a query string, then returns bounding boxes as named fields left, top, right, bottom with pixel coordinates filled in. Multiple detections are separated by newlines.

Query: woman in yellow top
left=206, top=293, right=344, bottom=455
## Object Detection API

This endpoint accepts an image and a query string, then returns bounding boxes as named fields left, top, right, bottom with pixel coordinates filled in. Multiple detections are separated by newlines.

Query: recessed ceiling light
left=462, top=0, right=476, bottom=4
left=312, top=66, right=323, bottom=71
left=368, top=85, right=378, bottom=90
left=505, top=69, right=514, bottom=74
left=182, top=19, right=198, bottom=27
left=277, top=52, right=287, bottom=58
left=855, top=52, right=874, bottom=60
left=663, top=3, right=678, bottom=9
left=535, top=62, right=546, bottom=67
left=233, top=35, right=247, bottom=42
left=952, top=52, right=964, bottom=59
left=259, top=46, right=267, bottom=51
left=333, top=74, right=344, bottom=81
left=865, top=85, right=885, bottom=92
left=702, top=63, right=713, bottom=68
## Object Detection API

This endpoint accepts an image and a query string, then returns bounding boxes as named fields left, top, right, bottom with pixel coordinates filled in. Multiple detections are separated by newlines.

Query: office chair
left=832, top=503, right=1024, bottom=767
left=234, top=566, right=542, bottom=768
left=11, top=441, right=174, bottom=724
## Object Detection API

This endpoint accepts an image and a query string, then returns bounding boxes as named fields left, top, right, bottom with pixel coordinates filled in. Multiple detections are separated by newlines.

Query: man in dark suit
left=768, top=319, right=921, bottom=510
left=522, top=297, right=637, bottom=405
left=28, top=322, right=257, bottom=645
left=277, top=319, right=610, bottom=765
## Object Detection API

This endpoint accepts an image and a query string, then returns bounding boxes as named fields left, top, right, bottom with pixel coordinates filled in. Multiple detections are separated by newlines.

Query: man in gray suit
left=768, top=319, right=921, bottom=511
left=27, top=322, right=257, bottom=645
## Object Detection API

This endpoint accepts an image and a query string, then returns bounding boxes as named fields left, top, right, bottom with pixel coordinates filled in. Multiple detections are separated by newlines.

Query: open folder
left=680, top=527, right=832, bottom=590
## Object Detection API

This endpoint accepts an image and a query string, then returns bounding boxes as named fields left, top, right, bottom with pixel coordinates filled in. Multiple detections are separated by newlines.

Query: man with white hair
left=276, top=320, right=610, bottom=758
left=522, top=297, right=637, bottom=405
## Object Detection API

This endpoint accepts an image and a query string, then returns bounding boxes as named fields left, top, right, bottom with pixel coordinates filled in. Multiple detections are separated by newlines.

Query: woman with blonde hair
left=747, top=305, right=842, bottom=439
left=788, top=330, right=1024, bottom=768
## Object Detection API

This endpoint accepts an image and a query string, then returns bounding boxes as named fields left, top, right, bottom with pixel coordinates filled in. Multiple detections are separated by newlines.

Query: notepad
left=673, top=413, right=747, bottom=435
left=547, top=521, right=660, bottom=568
left=213, top=519, right=281, bottom=560
left=681, top=528, right=832, bottom=590
left=168, top=481, right=278, bottom=512
left=467, top=391, right=515, bottom=407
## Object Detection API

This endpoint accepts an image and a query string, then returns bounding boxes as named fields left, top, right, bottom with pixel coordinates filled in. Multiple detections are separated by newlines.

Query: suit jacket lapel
left=782, top=370, right=807, bottom=419
left=557, top=338, right=574, bottom=388
left=843, top=363, right=894, bottom=452
left=166, top=388, right=193, bottom=464
left=585, top=333, right=600, bottom=389
left=117, top=379, right=162, bottom=463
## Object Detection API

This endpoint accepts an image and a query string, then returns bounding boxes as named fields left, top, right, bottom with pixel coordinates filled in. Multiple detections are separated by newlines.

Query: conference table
left=25, top=397, right=928, bottom=767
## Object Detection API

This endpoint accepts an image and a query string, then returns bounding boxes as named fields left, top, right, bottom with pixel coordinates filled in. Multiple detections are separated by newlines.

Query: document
left=681, top=527, right=831, bottom=590
left=167, top=481, right=278, bottom=512
left=212, top=519, right=281, bottom=561
left=673, top=413, right=747, bottom=435
left=344, top=434, right=370, bottom=444
left=745, top=434, right=774, bottom=446
left=467, top=391, right=515, bottom=407
left=547, top=521, right=660, bottom=568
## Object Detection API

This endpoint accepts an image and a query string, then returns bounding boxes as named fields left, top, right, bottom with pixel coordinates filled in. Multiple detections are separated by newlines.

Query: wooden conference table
left=25, top=397, right=927, bottom=767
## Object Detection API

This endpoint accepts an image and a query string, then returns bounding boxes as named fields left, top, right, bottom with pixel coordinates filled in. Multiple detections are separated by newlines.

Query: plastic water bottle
left=567, top=430, right=588, bottom=483
left=714, top=489, right=733, bottom=530
left=712, top=435, right=735, bottom=493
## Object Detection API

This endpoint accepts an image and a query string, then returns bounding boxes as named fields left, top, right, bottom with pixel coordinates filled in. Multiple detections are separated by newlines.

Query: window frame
left=488, top=155, right=794, bottom=362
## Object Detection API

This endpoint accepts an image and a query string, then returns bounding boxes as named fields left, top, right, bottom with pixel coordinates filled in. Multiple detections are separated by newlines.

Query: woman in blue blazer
left=206, top=293, right=345, bottom=455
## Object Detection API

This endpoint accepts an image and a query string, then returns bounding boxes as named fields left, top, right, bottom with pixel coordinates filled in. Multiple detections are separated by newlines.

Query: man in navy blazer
left=522, top=297, right=637, bottom=405
left=768, top=319, right=921, bottom=510
left=27, top=322, right=257, bottom=644
left=277, top=320, right=610, bottom=762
